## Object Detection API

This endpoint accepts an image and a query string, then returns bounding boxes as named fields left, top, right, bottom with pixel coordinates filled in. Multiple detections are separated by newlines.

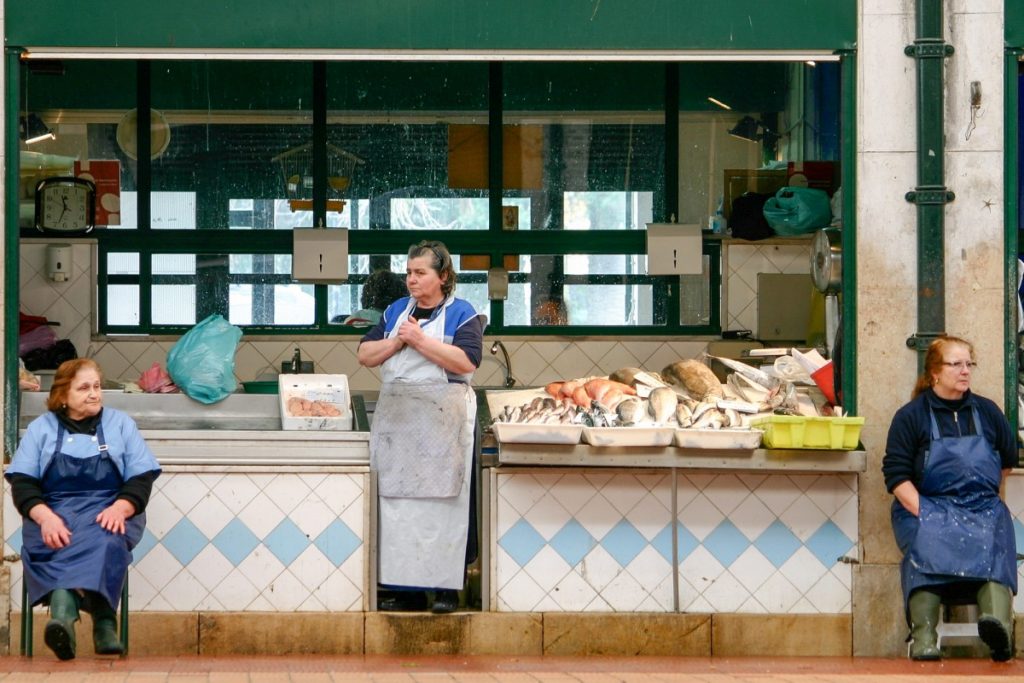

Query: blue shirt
left=360, top=296, right=486, bottom=369
left=7, top=408, right=161, bottom=482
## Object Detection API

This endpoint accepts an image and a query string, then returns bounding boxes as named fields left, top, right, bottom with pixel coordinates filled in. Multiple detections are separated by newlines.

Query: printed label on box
left=74, top=160, right=121, bottom=226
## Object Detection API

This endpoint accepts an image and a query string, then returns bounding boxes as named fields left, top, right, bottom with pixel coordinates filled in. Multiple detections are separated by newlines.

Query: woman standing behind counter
left=357, top=241, right=485, bottom=613
left=6, top=359, right=160, bottom=660
left=883, top=336, right=1018, bottom=661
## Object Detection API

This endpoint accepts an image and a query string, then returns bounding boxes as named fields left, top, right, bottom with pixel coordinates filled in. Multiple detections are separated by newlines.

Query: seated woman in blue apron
left=358, top=240, right=485, bottom=614
left=6, top=358, right=160, bottom=660
left=883, top=336, right=1018, bottom=661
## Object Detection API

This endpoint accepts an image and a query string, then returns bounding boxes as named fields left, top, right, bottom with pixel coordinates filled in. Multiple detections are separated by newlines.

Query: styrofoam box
left=492, top=422, right=583, bottom=445
left=278, top=374, right=353, bottom=430
left=583, top=426, right=676, bottom=448
left=674, top=427, right=762, bottom=450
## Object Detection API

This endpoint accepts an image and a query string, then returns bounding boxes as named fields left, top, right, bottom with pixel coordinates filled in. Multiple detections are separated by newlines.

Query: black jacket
left=882, top=388, right=1018, bottom=493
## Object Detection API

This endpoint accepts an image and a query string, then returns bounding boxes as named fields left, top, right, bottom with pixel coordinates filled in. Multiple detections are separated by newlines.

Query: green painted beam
left=1004, top=49, right=1020, bottom=425
left=5, top=1, right=855, bottom=52
left=839, top=50, right=856, bottom=416
left=5, top=49, right=21, bottom=461
left=1008, top=0, right=1024, bottom=48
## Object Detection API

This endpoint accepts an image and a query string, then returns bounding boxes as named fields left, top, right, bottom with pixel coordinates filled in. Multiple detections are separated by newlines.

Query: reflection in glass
left=152, top=285, right=196, bottom=325
left=230, top=283, right=315, bottom=325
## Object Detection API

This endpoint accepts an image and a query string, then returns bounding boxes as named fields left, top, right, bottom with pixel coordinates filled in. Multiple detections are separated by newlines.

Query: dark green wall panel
left=6, top=1, right=855, bottom=52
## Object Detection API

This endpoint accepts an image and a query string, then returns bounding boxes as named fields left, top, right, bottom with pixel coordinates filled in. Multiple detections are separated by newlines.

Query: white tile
left=288, top=544, right=335, bottom=592
left=583, top=594, right=613, bottom=613
left=831, top=495, right=859, bottom=545
left=159, top=569, right=208, bottom=611
left=737, top=596, right=768, bottom=614
left=247, top=595, right=275, bottom=611
left=495, top=495, right=524, bottom=539
left=497, top=473, right=547, bottom=517
left=778, top=547, right=828, bottom=593
left=237, top=492, right=287, bottom=539
left=678, top=492, right=726, bottom=541
left=702, top=570, right=749, bottom=612
left=545, top=474, right=599, bottom=516
left=126, top=571, right=158, bottom=611
left=214, top=474, right=262, bottom=513
left=596, top=343, right=644, bottom=376
left=549, top=569, right=600, bottom=612
left=263, top=474, right=314, bottom=515
left=575, top=493, right=624, bottom=541
left=296, top=592, right=327, bottom=612
left=728, top=493, right=775, bottom=541
left=549, top=347, right=601, bottom=382
left=576, top=545, right=623, bottom=593
left=703, top=473, right=751, bottom=516
left=675, top=475, right=702, bottom=510
left=680, top=546, right=726, bottom=591
left=624, top=546, right=673, bottom=600
left=338, top=499, right=365, bottom=543
left=494, top=546, right=520, bottom=592
left=684, top=595, right=715, bottom=613
left=496, top=570, right=545, bottom=612
left=752, top=572, right=801, bottom=613
left=186, top=493, right=234, bottom=540
left=601, top=570, right=647, bottom=612
left=530, top=470, right=567, bottom=492
left=804, top=570, right=851, bottom=614
left=751, top=475, right=803, bottom=515
left=521, top=492, right=573, bottom=540
left=314, top=474, right=364, bottom=516
left=189, top=544, right=235, bottom=592
left=522, top=545, right=571, bottom=593
left=599, top=473, right=650, bottom=517
left=289, top=497, right=337, bottom=539
left=729, top=546, right=777, bottom=594
left=830, top=562, right=853, bottom=591
left=623, top=491, right=671, bottom=540
left=804, top=475, right=855, bottom=517
left=510, top=344, right=555, bottom=386
left=134, top=544, right=184, bottom=593
left=236, top=546, right=287, bottom=590
left=777, top=494, right=828, bottom=542
left=261, top=568, right=308, bottom=612
left=213, top=568, right=262, bottom=611
left=315, top=570, right=363, bottom=611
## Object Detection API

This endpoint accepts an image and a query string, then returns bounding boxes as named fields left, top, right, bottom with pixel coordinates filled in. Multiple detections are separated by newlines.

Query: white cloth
left=373, top=296, right=476, bottom=589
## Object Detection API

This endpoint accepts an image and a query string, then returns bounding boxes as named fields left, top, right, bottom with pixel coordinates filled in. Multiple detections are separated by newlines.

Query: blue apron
left=21, top=422, right=145, bottom=609
left=891, top=405, right=1017, bottom=619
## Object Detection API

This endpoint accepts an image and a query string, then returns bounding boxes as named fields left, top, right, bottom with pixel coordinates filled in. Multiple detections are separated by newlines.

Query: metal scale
left=810, top=227, right=842, bottom=357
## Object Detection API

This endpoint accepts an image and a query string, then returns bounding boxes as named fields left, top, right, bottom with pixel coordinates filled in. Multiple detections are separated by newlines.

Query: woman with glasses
left=883, top=335, right=1018, bottom=661
left=358, top=240, right=485, bottom=614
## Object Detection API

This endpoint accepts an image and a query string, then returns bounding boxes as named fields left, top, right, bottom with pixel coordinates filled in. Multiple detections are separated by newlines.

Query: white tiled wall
left=18, top=242, right=801, bottom=392
left=5, top=468, right=369, bottom=612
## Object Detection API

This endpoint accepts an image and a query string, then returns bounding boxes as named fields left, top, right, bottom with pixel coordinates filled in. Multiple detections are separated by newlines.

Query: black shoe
left=431, top=589, right=459, bottom=614
left=377, top=590, right=427, bottom=612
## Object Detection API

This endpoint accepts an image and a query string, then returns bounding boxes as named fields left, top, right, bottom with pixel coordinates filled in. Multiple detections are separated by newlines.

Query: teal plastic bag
left=166, top=314, right=243, bottom=404
left=762, top=186, right=832, bottom=236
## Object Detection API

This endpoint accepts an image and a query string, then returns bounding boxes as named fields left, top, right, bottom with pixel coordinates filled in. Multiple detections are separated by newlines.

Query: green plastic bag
left=762, top=186, right=832, bottom=236
left=166, top=314, right=243, bottom=404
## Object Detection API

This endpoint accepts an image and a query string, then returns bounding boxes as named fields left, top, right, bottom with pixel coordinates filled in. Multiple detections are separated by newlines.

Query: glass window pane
left=565, top=192, right=653, bottom=230
left=152, top=285, right=196, bottom=325
left=564, top=284, right=655, bottom=326
left=229, top=283, right=315, bottom=325
left=153, top=254, right=196, bottom=275
left=107, top=253, right=139, bottom=275
left=106, top=285, right=139, bottom=326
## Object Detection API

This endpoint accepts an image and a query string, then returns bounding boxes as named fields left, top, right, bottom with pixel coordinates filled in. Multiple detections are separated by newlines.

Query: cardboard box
left=786, top=161, right=838, bottom=196
left=279, top=374, right=353, bottom=430
left=74, top=160, right=121, bottom=226
left=722, top=169, right=787, bottom=220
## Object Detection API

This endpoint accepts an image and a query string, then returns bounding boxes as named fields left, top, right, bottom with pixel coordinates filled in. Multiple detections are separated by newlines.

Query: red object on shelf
left=811, top=361, right=836, bottom=405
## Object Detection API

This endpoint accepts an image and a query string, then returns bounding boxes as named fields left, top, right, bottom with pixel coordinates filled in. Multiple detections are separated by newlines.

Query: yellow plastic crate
left=750, top=415, right=865, bottom=450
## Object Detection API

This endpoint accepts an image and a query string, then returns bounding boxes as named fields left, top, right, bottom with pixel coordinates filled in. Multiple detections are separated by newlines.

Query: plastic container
left=279, top=374, right=352, bottom=430
left=675, top=427, right=762, bottom=450
left=492, top=422, right=583, bottom=445
left=582, top=426, right=676, bottom=448
left=750, top=415, right=864, bottom=450
left=242, top=380, right=279, bottom=394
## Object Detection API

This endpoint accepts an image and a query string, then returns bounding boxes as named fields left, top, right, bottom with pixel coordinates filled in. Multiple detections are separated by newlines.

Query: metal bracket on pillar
left=905, top=186, right=955, bottom=204
left=904, top=41, right=954, bottom=60
left=906, top=332, right=945, bottom=351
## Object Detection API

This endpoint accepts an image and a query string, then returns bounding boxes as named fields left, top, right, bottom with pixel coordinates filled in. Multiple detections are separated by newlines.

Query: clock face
left=35, top=178, right=96, bottom=234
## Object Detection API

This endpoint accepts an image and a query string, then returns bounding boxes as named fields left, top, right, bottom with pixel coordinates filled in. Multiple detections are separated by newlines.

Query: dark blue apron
left=21, top=422, right=145, bottom=609
left=891, top=405, right=1017, bottom=619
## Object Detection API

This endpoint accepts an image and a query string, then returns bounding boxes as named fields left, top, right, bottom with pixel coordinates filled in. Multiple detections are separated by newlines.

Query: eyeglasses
left=941, top=360, right=977, bottom=370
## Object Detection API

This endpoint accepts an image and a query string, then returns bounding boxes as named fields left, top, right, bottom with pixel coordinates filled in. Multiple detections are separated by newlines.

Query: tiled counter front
left=489, top=468, right=857, bottom=614
left=5, top=465, right=370, bottom=613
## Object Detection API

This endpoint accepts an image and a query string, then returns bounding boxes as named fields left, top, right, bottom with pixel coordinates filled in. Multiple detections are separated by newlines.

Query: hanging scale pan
left=811, top=227, right=842, bottom=294
left=116, top=108, right=171, bottom=160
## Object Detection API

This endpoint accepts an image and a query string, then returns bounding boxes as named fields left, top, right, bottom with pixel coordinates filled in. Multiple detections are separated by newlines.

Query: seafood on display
left=661, top=360, right=724, bottom=400
left=543, top=378, right=637, bottom=409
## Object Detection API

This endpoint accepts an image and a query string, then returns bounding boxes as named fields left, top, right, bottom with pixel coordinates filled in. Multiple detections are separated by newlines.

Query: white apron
left=372, top=297, right=476, bottom=589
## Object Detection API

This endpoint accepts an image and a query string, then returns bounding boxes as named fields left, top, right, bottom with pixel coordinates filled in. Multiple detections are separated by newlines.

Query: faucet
left=290, top=347, right=302, bottom=374
left=489, top=340, right=516, bottom=388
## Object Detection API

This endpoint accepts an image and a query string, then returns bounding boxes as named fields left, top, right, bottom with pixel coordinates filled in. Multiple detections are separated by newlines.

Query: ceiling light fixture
left=20, top=114, right=55, bottom=145
left=707, top=97, right=732, bottom=110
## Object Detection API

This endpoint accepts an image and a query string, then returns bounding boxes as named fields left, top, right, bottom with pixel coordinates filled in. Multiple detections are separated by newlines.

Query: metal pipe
left=904, top=0, right=954, bottom=367
left=489, top=340, right=516, bottom=388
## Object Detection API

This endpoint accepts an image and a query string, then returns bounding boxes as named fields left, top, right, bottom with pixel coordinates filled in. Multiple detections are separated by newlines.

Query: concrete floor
left=0, top=656, right=1023, bottom=681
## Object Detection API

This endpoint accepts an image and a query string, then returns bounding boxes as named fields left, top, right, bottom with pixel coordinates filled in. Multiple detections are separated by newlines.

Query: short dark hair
left=407, top=240, right=456, bottom=297
left=361, top=269, right=408, bottom=311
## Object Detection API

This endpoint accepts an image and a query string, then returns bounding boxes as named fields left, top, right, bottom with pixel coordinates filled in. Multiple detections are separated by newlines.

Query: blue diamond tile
left=702, top=520, right=749, bottom=567
left=212, top=519, right=261, bottom=567
left=162, top=517, right=209, bottom=566
left=602, top=520, right=648, bottom=567
left=753, top=520, right=802, bottom=568
left=1014, top=518, right=1024, bottom=553
left=313, top=520, right=361, bottom=567
left=130, top=528, right=158, bottom=564
left=805, top=520, right=854, bottom=568
left=6, top=528, right=22, bottom=555
left=676, top=524, right=700, bottom=562
left=549, top=519, right=596, bottom=568
left=264, top=518, right=311, bottom=566
left=652, top=523, right=674, bottom=564
left=498, top=519, right=546, bottom=567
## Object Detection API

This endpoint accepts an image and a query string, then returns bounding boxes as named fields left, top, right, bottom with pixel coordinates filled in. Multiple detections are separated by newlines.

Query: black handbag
left=729, top=191, right=775, bottom=241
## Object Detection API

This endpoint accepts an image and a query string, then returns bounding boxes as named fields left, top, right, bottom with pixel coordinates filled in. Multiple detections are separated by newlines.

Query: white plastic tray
left=674, top=427, right=762, bottom=450
left=279, top=374, right=353, bottom=431
left=492, top=422, right=583, bottom=445
left=582, top=426, right=676, bottom=448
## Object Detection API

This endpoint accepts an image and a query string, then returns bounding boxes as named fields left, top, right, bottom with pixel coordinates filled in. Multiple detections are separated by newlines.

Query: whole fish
left=675, top=402, right=694, bottom=428
left=616, top=398, right=646, bottom=426
left=648, top=386, right=679, bottom=424
left=706, top=354, right=780, bottom=392
left=661, top=360, right=724, bottom=400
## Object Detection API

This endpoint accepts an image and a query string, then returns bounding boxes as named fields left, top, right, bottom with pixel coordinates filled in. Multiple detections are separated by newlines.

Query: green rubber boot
left=44, top=589, right=79, bottom=661
left=908, top=589, right=942, bottom=661
left=90, top=600, right=124, bottom=655
left=977, top=581, right=1014, bottom=662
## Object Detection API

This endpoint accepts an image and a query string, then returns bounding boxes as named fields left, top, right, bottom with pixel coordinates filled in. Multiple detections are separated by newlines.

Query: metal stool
left=20, top=576, right=130, bottom=657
